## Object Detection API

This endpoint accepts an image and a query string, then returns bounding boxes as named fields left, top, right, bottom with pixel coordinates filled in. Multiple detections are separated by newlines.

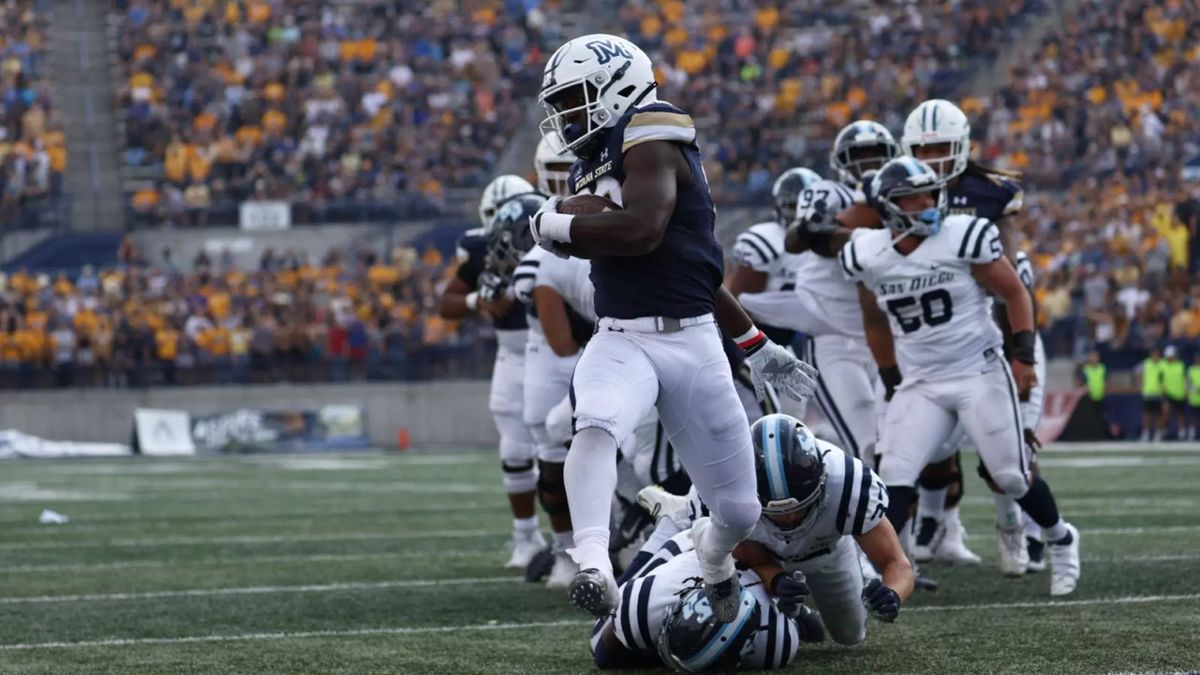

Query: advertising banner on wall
left=188, top=405, right=369, bottom=454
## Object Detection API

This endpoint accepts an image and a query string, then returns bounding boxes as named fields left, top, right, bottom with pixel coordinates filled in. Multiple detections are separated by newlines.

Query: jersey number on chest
left=885, top=289, right=954, bottom=334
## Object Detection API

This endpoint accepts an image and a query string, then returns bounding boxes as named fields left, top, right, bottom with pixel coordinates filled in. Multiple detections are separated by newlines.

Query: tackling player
left=530, top=34, right=818, bottom=621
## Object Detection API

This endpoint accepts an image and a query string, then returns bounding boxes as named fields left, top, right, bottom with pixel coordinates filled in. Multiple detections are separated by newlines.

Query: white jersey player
left=590, top=530, right=803, bottom=670
left=837, top=156, right=1080, bottom=596
left=744, top=121, right=898, bottom=462
left=637, top=414, right=914, bottom=645
left=532, top=33, right=817, bottom=621
left=439, top=177, right=545, bottom=569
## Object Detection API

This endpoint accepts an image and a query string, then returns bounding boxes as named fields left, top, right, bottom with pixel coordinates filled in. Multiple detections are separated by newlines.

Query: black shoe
left=704, top=575, right=742, bottom=623
left=524, top=546, right=555, bottom=582
left=914, top=573, right=940, bottom=591
left=568, top=568, right=617, bottom=617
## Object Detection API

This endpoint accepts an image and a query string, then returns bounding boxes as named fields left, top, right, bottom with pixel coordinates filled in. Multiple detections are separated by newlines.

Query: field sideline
left=0, top=447, right=1198, bottom=674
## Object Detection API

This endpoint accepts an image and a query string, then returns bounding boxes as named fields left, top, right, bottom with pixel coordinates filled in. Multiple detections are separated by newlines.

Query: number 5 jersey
left=838, top=215, right=1005, bottom=385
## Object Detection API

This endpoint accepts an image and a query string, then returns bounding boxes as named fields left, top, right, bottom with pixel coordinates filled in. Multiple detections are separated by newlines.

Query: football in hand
left=558, top=194, right=621, bottom=215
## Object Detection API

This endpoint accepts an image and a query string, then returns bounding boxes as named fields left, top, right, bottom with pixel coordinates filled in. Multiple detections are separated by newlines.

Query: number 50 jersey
left=839, top=215, right=1004, bottom=385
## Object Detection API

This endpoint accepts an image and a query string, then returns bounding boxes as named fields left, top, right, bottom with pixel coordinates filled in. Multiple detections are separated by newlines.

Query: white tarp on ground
left=0, top=430, right=131, bottom=459
left=134, top=409, right=196, bottom=456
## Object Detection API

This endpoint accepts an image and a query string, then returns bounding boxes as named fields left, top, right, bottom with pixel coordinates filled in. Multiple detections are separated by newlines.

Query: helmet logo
left=585, top=39, right=632, bottom=65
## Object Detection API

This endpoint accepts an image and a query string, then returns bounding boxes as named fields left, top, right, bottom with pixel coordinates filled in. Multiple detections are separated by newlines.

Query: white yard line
left=2, top=593, right=1198, bottom=651
left=1044, top=442, right=1200, bottom=453
left=0, top=576, right=522, bottom=605
left=0, top=528, right=499, bottom=551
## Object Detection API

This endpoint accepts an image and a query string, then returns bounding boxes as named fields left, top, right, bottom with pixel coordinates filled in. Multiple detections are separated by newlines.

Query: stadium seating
left=0, top=238, right=491, bottom=389
left=0, top=0, right=67, bottom=228
left=110, top=0, right=562, bottom=224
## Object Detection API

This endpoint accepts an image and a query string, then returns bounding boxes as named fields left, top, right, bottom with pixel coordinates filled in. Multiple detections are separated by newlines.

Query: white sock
left=918, top=486, right=949, bottom=522
left=513, top=516, right=539, bottom=533
left=693, top=519, right=743, bottom=582
left=1043, top=519, right=1070, bottom=543
left=994, top=494, right=1022, bottom=530
left=564, top=427, right=619, bottom=573
left=1022, top=513, right=1042, bottom=541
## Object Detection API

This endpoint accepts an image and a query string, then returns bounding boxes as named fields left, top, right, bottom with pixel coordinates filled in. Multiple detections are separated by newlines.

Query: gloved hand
left=529, top=196, right=571, bottom=259
left=861, top=578, right=901, bottom=622
left=744, top=339, right=818, bottom=403
left=879, top=365, right=902, bottom=402
left=771, top=571, right=810, bottom=618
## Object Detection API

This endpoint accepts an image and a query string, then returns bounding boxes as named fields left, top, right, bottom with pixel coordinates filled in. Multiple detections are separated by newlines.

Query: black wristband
left=1012, top=330, right=1036, bottom=364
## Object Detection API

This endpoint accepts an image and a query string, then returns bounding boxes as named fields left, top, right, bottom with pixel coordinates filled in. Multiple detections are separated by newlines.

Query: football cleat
left=505, top=528, right=547, bottom=570
left=636, top=485, right=689, bottom=526
left=704, top=575, right=743, bottom=624
left=545, top=549, right=579, bottom=590
left=1026, top=536, right=1046, bottom=573
left=997, top=525, right=1029, bottom=577
left=912, top=516, right=942, bottom=563
left=794, top=603, right=827, bottom=643
left=524, top=546, right=555, bottom=582
left=568, top=568, right=618, bottom=617
left=1048, top=523, right=1080, bottom=596
left=933, top=510, right=981, bottom=565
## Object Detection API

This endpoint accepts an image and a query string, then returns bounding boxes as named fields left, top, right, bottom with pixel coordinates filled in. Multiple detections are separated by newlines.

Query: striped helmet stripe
left=680, top=590, right=757, bottom=671
left=761, top=418, right=790, bottom=501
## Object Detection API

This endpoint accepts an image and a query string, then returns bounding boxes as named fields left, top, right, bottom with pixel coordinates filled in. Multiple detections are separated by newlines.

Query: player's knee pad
left=709, top=497, right=761, bottom=535
left=536, top=460, right=569, bottom=515
left=501, top=459, right=537, bottom=494
left=545, top=395, right=575, bottom=446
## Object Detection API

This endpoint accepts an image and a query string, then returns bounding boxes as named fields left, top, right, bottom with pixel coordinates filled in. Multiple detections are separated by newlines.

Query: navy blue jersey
left=454, top=233, right=527, bottom=331
left=946, top=167, right=1023, bottom=223
left=568, top=101, right=723, bottom=320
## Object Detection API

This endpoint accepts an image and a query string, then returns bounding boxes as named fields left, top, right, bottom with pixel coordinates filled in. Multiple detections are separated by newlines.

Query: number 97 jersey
left=839, top=215, right=1005, bottom=385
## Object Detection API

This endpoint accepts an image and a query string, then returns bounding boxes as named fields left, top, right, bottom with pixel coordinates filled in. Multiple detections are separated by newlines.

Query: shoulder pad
left=838, top=227, right=878, bottom=282
left=950, top=216, right=1003, bottom=264
left=621, top=102, right=697, bottom=154
left=732, top=222, right=783, bottom=271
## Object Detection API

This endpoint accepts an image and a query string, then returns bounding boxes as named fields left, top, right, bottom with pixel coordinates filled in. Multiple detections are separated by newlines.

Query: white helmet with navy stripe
left=901, top=99, right=971, bottom=180
left=478, top=174, right=535, bottom=229
left=657, top=586, right=762, bottom=673
left=830, top=120, right=899, bottom=186
left=871, top=156, right=948, bottom=238
left=771, top=167, right=821, bottom=223
left=538, top=34, right=658, bottom=159
left=751, top=414, right=827, bottom=533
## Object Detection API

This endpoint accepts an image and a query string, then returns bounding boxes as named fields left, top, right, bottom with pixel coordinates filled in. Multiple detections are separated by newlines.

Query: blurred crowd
left=1, top=0, right=66, bottom=227
left=0, top=240, right=494, bottom=389
left=112, top=0, right=564, bottom=225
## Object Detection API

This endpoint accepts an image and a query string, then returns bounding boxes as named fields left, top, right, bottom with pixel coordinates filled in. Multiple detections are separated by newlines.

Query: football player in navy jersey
left=440, top=179, right=547, bottom=571
left=901, top=99, right=1042, bottom=570
left=529, top=33, right=818, bottom=622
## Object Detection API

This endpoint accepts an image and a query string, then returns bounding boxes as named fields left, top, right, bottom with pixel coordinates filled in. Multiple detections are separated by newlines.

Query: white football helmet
left=534, top=132, right=576, bottom=197
left=478, top=174, right=535, bottom=229
left=830, top=120, right=899, bottom=186
left=901, top=99, right=971, bottom=180
left=538, top=34, right=657, bottom=159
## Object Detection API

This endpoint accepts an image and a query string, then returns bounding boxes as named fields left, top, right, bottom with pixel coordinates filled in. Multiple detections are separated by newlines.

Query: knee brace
left=501, top=459, right=537, bottom=494
left=536, top=460, right=570, bottom=515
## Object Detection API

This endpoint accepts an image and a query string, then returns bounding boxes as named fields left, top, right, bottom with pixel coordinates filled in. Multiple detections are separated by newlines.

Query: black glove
left=861, top=578, right=900, bottom=622
left=879, top=366, right=902, bottom=402
left=771, top=571, right=809, bottom=617
left=478, top=270, right=508, bottom=303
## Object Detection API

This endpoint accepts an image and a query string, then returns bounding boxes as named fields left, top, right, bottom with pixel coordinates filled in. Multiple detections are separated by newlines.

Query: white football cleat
left=545, top=549, right=579, bottom=589
left=505, top=528, right=547, bottom=569
left=933, top=510, right=981, bottom=565
left=636, top=485, right=690, bottom=527
left=996, top=525, right=1029, bottom=577
left=1048, top=523, right=1080, bottom=596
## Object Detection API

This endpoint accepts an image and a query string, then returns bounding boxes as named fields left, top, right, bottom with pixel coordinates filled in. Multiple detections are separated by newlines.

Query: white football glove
left=528, top=196, right=571, bottom=259
left=744, top=340, right=818, bottom=403
left=794, top=197, right=838, bottom=235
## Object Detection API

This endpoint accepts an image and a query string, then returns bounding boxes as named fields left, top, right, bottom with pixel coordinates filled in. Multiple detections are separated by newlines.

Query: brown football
left=837, top=203, right=883, bottom=229
left=558, top=194, right=621, bottom=215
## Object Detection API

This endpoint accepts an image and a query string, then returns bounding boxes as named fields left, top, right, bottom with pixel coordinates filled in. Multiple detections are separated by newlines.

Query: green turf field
left=0, top=448, right=1198, bottom=674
